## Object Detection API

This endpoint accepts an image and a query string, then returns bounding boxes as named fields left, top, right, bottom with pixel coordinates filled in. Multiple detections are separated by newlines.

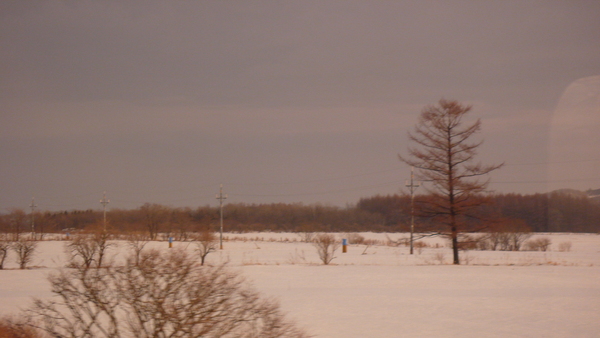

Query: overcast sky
left=1, top=1, right=599, bottom=212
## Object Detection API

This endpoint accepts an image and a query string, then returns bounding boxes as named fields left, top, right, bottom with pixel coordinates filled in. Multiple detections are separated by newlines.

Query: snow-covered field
left=1, top=232, right=599, bottom=337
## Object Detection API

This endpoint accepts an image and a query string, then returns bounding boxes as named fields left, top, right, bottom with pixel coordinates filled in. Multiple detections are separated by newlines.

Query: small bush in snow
left=558, top=241, right=572, bottom=252
left=524, top=237, right=552, bottom=251
left=313, top=233, right=340, bottom=265
left=344, top=233, right=365, bottom=245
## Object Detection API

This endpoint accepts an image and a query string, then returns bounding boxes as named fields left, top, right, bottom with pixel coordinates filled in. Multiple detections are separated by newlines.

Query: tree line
left=0, top=191, right=597, bottom=238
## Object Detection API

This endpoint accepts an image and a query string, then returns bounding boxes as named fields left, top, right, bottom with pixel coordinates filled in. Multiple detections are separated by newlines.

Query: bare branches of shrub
left=558, top=241, right=572, bottom=252
left=297, top=232, right=314, bottom=243
left=28, top=249, right=309, bottom=338
left=474, top=220, right=532, bottom=251
left=193, top=228, right=218, bottom=265
left=523, top=237, right=552, bottom=252
left=313, top=233, right=340, bottom=265
left=65, top=225, right=114, bottom=269
left=12, top=238, right=37, bottom=269
left=344, top=233, right=365, bottom=245
left=125, top=232, right=149, bottom=266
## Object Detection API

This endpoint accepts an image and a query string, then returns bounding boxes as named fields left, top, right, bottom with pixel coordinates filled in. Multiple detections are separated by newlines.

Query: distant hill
left=551, top=188, right=600, bottom=202
left=587, top=188, right=600, bottom=202
left=551, top=188, right=588, bottom=198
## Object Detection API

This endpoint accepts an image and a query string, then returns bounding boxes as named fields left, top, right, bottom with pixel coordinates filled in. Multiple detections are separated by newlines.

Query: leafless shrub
left=414, top=241, right=427, bottom=254
left=65, top=226, right=115, bottom=269
left=12, top=238, right=37, bottom=269
left=475, top=234, right=491, bottom=251
left=297, top=232, right=314, bottom=243
left=478, top=221, right=532, bottom=251
left=344, top=233, right=365, bottom=245
left=524, top=237, right=552, bottom=252
left=558, top=241, right=572, bottom=252
left=457, top=234, right=479, bottom=250
left=313, top=233, right=340, bottom=265
left=27, top=249, right=308, bottom=338
left=363, top=238, right=383, bottom=246
left=193, top=228, right=218, bottom=265
left=125, top=232, right=150, bottom=266
left=287, top=249, right=307, bottom=265
left=434, top=252, right=446, bottom=265
left=509, top=230, right=532, bottom=251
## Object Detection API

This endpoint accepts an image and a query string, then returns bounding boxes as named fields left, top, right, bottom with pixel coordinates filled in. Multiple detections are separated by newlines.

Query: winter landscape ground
left=1, top=232, right=599, bottom=337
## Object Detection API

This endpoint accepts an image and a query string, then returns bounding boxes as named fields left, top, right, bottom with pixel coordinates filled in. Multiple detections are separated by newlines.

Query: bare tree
left=125, top=231, right=150, bottom=266
left=0, top=234, right=11, bottom=270
left=66, top=224, right=115, bottom=269
left=140, top=203, right=169, bottom=241
left=400, top=99, right=503, bottom=264
left=193, top=227, right=217, bottom=266
left=7, top=209, right=28, bottom=241
left=313, top=233, right=340, bottom=265
left=28, top=249, right=309, bottom=338
left=13, top=238, right=38, bottom=269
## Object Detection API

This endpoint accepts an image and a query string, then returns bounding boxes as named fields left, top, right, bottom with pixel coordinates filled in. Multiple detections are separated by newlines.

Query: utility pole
left=216, top=184, right=227, bottom=250
left=100, top=191, right=110, bottom=232
left=405, top=167, right=420, bottom=255
left=30, top=197, right=37, bottom=240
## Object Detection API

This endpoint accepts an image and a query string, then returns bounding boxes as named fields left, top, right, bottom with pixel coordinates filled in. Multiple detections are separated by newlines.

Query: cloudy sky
left=1, top=1, right=599, bottom=212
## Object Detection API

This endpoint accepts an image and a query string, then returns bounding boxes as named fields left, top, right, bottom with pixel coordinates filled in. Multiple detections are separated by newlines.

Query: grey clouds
left=1, top=1, right=599, bottom=211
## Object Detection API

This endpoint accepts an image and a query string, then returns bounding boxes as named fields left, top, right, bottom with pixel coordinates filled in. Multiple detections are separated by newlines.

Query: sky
left=1, top=1, right=599, bottom=212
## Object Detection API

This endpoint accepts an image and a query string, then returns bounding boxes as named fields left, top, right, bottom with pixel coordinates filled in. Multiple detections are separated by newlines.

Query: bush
left=313, top=233, right=340, bottom=265
left=344, top=233, right=365, bottom=245
left=523, top=237, right=552, bottom=251
left=28, top=249, right=308, bottom=338
left=12, top=239, right=37, bottom=269
left=558, top=241, right=572, bottom=252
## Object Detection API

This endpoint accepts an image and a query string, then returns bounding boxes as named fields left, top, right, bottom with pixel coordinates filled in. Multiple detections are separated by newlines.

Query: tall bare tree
left=140, top=203, right=169, bottom=241
left=400, top=99, right=503, bottom=264
left=0, top=234, right=11, bottom=270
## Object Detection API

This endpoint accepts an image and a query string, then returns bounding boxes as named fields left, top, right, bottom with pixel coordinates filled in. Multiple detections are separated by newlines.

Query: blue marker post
left=169, top=237, right=173, bottom=248
left=342, top=238, right=348, bottom=253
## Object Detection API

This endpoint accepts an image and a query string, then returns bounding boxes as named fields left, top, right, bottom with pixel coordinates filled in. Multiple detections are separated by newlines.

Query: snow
left=1, top=233, right=599, bottom=337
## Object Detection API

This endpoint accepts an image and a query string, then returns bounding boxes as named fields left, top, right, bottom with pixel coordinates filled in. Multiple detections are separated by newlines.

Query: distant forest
left=1, top=191, right=599, bottom=237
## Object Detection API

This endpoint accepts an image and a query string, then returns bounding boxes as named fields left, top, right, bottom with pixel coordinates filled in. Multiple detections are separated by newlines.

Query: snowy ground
left=1, top=233, right=599, bottom=337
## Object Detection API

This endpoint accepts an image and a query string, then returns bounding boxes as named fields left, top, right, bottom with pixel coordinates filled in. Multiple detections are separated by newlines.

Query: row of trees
left=0, top=191, right=598, bottom=240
